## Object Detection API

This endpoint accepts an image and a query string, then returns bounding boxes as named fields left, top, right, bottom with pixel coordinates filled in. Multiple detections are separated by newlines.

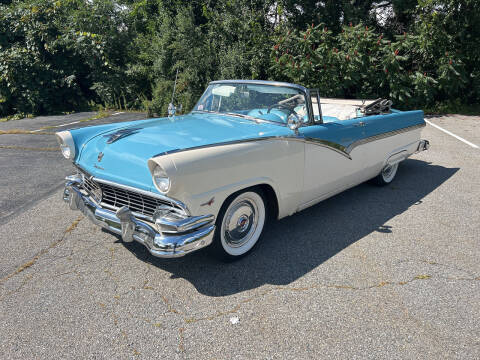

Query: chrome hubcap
left=223, top=200, right=258, bottom=248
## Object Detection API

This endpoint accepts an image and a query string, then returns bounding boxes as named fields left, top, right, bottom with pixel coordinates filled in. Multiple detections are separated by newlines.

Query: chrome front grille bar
left=76, top=168, right=187, bottom=219
left=63, top=174, right=215, bottom=258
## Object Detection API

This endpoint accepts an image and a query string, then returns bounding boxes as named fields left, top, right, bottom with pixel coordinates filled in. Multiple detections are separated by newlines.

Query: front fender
left=148, top=139, right=305, bottom=219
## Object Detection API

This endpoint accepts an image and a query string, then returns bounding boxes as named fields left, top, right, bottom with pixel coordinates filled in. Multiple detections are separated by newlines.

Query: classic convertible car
left=57, top=80, right=429, bottom=260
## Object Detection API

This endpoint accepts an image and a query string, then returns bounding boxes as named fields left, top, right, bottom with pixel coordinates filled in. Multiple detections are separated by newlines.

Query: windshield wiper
left=192, top=110, right=258, bottom=121
left=223, top=112, right=260, bottom=122
left=192, top=110, right=285, bottom=126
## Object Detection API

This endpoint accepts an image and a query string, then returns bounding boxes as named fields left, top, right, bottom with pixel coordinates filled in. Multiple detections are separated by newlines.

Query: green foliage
left=0, top=0, right=479, bottom=116
left=271, top=19, right=471, bottom=109
left=133, top=0, right=275, bottom=116
left=0, top=0, right=133, bottom=116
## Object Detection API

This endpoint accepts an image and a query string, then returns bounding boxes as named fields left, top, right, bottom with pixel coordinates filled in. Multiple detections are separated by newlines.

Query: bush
left=270, top=22, right=468, bottom=109
left=0, top=0, right=134, bottom=117
left=0, top=0, right=479, bottom=117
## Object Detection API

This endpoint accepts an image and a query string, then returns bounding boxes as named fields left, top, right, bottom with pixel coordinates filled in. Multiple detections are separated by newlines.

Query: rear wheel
left=371, top=163, right=399, bottom=186
left=210, top=190, right=266, bottom=261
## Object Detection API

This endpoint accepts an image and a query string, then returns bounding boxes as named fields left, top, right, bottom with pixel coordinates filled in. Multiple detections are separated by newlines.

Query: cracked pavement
left=0, top=113, right=479, bottom=358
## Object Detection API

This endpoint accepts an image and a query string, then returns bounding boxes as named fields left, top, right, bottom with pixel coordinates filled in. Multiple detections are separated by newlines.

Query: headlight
left=55, top=131, right=76, bottom=160
left=60, top=143, right=71, bottom=158
left=153, top=165, right=170, bottom=193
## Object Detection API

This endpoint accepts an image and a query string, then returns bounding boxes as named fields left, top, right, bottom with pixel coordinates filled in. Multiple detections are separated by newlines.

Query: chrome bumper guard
left=416, top=139, right=430, bottom=152
left=63, top=176, right=215, bottom=258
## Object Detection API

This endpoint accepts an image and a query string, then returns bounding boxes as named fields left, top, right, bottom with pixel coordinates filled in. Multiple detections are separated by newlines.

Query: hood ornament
left=97, top=152, right=104, bottom=162
left=103, top=128, right=141, bottom=144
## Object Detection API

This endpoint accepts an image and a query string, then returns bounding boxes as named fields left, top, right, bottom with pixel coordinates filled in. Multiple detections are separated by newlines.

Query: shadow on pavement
left=122, top=159, right=458, bottom=297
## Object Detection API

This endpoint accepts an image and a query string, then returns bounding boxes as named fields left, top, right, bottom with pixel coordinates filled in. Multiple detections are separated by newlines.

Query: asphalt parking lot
left=0, top=112, right=479, bottom=359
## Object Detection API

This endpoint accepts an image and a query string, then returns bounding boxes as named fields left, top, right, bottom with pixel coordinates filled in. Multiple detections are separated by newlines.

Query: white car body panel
left=149, top=139, right=305, bottom=219
left=149, top=126, right=425, bottom=221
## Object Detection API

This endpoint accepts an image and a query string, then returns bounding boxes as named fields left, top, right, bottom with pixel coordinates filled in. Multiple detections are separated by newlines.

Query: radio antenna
left=171, top=68, right=179, bottom=105
left=168, top=68, right=180, bottom=117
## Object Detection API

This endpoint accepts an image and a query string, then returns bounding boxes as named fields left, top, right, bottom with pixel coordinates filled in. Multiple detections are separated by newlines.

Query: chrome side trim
left=151, top=122, right=425, bottom=161
left=152, top=135, right=351, bottom=159
left=302, top=137, right=351, bottom=159
left=346, top=123, right=425, bottom=153
left=151, top=136, right=289, bottom=157
left=386, top=150, right=408, bottom=166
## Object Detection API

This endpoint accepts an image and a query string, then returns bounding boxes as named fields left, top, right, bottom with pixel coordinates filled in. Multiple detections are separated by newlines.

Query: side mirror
left=287, top=113, right=301, bottom=131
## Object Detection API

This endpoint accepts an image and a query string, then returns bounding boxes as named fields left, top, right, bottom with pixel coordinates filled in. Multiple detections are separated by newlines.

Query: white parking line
left=30, top=120, right=81, bottom=132
left=425, top=119, right=479, bottom=149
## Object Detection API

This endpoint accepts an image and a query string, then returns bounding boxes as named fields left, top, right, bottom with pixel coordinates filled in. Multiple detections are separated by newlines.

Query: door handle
left=354, top=121, right=366, bottom=127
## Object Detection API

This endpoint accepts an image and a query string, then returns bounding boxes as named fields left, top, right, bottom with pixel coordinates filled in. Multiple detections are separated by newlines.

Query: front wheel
left=371, top=163, right=399, bottom=186
left=210, top=190, right=266, bottom=261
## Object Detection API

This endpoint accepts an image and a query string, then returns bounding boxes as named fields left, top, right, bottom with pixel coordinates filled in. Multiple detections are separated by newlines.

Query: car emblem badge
left=97, top=152, right=104, bottom=162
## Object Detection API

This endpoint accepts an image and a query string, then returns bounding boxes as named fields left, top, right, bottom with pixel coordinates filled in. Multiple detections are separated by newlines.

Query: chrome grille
left=100, top=183, right=168, bottom=218
left=78, top=169, right=177, bottom=219
left=82, top=175, right=102, bottom=202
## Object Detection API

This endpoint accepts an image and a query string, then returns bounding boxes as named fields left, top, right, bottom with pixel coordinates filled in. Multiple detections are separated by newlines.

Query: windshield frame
left=192, top=80, right=314, bottom=127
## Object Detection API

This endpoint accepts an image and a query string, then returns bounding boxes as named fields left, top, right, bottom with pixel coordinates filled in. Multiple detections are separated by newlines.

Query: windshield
left=193, top=83, right=308, bottom=125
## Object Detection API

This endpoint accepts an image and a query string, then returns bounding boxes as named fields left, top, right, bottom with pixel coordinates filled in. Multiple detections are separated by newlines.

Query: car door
left=297, top=91, right=367, bottom=208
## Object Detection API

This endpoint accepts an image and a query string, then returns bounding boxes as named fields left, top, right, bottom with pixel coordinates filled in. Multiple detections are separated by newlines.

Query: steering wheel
left=267, top=103, right=294, bottom=115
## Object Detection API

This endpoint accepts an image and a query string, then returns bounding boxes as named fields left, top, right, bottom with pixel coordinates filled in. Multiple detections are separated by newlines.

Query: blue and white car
left=56, top=80, right=429, bottom=260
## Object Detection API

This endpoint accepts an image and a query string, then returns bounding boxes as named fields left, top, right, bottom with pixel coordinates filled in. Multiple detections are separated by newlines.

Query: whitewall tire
left=372, top=163, right=399, bottom=186
left=211, top=190, right=266, bottom=261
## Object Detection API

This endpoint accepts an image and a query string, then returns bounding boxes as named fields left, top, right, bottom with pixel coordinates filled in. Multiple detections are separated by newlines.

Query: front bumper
left=63, top=177, right=215, bottom=258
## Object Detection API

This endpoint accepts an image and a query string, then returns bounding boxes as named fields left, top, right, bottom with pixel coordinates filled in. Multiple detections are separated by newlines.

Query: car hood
left=75, top=112, right=292, bottom=192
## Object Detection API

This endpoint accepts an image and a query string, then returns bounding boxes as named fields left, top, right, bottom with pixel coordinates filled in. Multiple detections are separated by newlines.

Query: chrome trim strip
left=345, top=123, right=426, bottom=153
left=151, top=135, right=351, bottom=159
left=209, top=79, right=308, bottom=93
left=302, top=137, right=351, bottom=159
left=152, top=136, right=287, bottom=157
left=385, top=150, right=408, bottom=166
left=152, top=123, right=425, bottom=160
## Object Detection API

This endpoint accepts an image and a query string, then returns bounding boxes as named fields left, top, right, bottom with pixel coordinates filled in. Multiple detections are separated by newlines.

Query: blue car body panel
left=72, top=109, right=424, bottom=194
left=74, top=112, right=292, bottom=193
left=299, top=110, right=424, bottom=149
